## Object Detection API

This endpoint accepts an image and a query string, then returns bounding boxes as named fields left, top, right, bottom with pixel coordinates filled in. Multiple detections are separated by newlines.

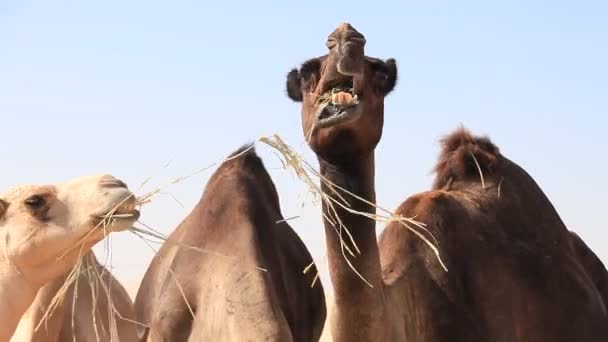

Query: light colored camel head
left=0, top=174, right=139, bottom=287
left=286, top=22, right=398, bottom=160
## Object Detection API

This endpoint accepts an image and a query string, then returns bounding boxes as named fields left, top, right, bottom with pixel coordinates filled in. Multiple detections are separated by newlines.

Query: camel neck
left=9, top=273, right=69, bottom=342
left=0, top=267, right=39, bottom=342
left=318, top=153, right=384, bottom=297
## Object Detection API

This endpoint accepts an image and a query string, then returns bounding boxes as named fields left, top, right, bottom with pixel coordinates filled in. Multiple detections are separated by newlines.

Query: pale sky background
left=1, top=0, right=606, bottom=296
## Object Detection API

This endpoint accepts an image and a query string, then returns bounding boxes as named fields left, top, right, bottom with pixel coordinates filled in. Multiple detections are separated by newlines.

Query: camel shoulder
left=379, top=190, right=472, bottom=286
left=569, top=231, right=608, bottom=307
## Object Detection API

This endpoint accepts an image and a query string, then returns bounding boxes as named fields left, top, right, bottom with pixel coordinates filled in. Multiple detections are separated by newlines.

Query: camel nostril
left=100, top=178, right=128, bottom=189
left=326, top=38, right=337, bottom=50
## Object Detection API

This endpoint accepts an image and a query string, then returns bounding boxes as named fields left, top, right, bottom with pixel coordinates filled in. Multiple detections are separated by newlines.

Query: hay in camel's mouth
left=314, top=82, right=362, bottom=129
left=101, top=209, right=141, bottom=222
left=92, top=195, right=141, bottom=229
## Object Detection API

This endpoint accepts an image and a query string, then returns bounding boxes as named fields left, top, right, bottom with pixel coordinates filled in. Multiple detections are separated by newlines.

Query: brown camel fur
left=134, top=145, right=326, bottom=341
left=568, top=231, right=608, bottom=309
left=10, top=252, right=138, bottom=342
left=287, top=23, right=608, bottom=341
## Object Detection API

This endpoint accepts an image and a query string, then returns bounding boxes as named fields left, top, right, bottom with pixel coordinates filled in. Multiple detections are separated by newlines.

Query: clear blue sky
left=1, top=0, right=607, bottom=293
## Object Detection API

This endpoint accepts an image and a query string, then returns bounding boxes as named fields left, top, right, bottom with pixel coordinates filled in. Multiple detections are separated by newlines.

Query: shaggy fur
left=433, top=127, right=500, bottom=190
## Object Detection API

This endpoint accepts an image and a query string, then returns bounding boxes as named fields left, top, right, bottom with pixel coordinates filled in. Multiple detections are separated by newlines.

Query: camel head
left=0, top=174, right=139, bottom=287
left=286, top=22, right=397, bottom=160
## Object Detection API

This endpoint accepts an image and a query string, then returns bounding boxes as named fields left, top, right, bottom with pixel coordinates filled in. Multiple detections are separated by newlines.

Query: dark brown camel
left=568, top=231, right=608, bottom=308
left=134, top=145, right=326, bottom=341
left=286, top=23, right=608, bottom=341
left=286, top=22, right=397, bottom=341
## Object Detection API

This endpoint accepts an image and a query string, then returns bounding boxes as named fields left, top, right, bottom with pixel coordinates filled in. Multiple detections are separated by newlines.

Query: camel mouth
left=102, top=209, right=141, bottom=221
left=92, top=195, right=140, bottom=229
left=314, top=84, right=362, bottom=129
left=92, top=208, right=140, bottom=233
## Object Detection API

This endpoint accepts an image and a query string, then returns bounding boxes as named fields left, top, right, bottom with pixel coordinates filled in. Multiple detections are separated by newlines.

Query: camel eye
left=24, top=195, right=46, bottom=209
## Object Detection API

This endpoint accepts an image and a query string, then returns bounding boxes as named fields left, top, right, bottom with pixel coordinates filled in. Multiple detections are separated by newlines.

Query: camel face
left=0, top=174, right=139, bottom=286
left=286, top=23, right=397, bottom=159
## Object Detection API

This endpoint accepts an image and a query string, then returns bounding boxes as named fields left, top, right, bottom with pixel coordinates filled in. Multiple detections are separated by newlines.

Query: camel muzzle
left=328, top=23, right=366, bottom=76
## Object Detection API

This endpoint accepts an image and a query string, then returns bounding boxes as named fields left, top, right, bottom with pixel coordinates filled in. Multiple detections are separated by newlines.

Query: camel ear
left=286, top=68, right=303, bottom=102
left=371, top=58, right=398, bottom=96
left=286, top=58, right=323, bottom=103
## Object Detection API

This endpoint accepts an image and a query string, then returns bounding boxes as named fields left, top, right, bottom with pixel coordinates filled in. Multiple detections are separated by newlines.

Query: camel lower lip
left=314, top=103, right=361, bottom=129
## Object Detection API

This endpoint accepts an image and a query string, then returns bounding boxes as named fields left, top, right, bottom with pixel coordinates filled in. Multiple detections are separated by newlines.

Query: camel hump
left=218, top=143, right=264, bottom=173
left=433, top=126, right=501, bottom=189
left=206, top=143, right=281, bottom=210
left=227, top=142, right=256, bottom=159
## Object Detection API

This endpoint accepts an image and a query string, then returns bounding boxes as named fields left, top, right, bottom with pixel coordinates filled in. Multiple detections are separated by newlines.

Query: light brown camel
left=286, top=23, right=608, bottom=341
left=0, top=174, right=139, bottom=341
left=134, top=145, right=326, bottom=341
left=10, top=252, right=138, bottom=342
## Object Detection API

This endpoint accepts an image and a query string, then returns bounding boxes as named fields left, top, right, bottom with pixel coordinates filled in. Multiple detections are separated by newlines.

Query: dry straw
left=33, top=133, right=446, bottom=340
left=258, top=134, right=447, bottom=288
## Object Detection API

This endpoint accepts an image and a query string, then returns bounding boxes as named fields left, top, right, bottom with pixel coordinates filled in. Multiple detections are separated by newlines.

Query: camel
left=286, top=23, right=608, bottom=341
left=134, top=145, right=326, bottom=341
left=10, top=252, right=138, bottom=342
left=0, top=174, right=139, bottom=341
left=286, top=22, right=397, bottom=341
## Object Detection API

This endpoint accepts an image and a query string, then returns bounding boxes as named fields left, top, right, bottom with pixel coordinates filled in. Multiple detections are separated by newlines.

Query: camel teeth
left=331, top=92, right=354, bottom=106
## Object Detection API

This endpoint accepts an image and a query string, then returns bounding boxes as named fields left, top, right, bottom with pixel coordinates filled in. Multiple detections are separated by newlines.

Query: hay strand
left=259, top=134, right=448, bottom=284
left=29, top=131, right=446, bottom=340
left=470, top=152, right=486, bottom=189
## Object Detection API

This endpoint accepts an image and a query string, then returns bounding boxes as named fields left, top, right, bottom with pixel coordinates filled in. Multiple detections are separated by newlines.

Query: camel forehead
left=1, top=174, right=114, bottom=199
left=57, top=174, right=115, bottom=189
left=0, top=184, right=56, bottom=203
